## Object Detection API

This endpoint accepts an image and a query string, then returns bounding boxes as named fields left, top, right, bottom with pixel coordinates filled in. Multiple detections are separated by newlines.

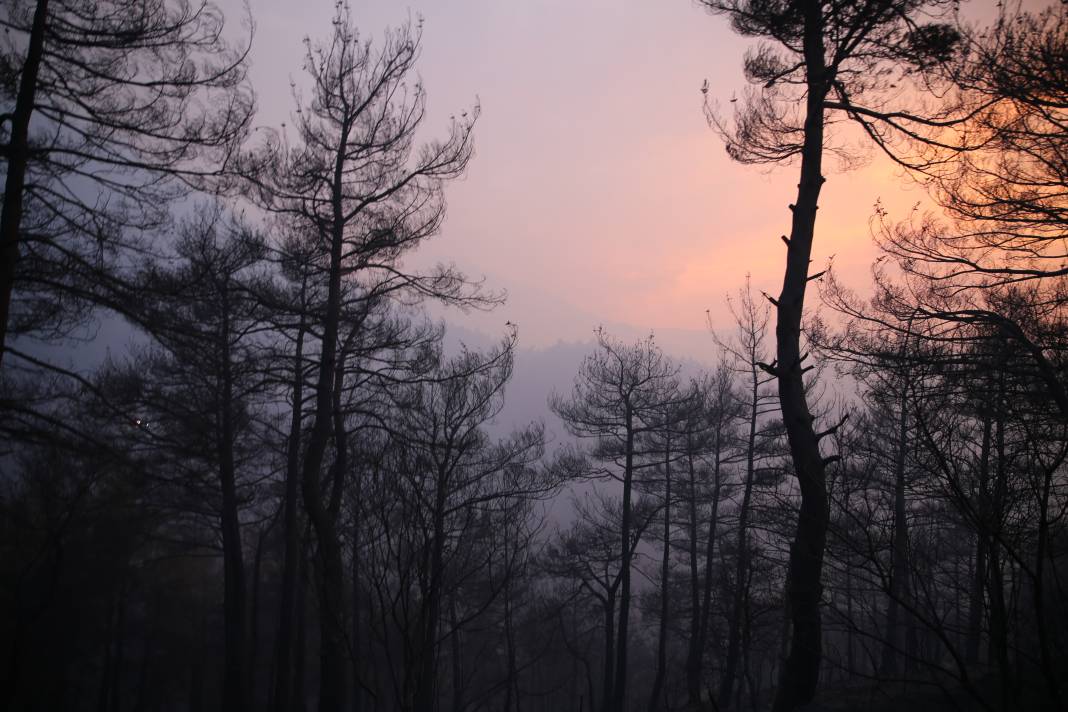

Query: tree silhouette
left=0, top=0, right=254, bottom=365
left=239, top=9, right=487, bottom=709
left=700, top=0, right=962, bottom=706
left=551, top=330, right=683, bottom=712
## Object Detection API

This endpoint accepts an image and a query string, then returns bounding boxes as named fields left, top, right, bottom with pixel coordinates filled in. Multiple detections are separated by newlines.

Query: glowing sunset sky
left=236, top=0, right=1017, bottom=358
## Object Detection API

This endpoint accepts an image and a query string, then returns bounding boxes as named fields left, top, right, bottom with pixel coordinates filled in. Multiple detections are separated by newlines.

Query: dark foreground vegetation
left=1, top=0, right=1066, bottom=711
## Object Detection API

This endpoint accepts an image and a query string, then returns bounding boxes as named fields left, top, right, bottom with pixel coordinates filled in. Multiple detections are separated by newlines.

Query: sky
left=230, top=0, right=1015, bottom=362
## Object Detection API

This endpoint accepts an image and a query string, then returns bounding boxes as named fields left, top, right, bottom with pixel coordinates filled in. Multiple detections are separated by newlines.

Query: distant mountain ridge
left=442, top=321, right=724, bottom=443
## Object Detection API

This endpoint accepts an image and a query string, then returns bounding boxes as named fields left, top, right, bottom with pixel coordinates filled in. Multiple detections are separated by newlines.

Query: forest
left=1, top=0, right=1066, bottom=711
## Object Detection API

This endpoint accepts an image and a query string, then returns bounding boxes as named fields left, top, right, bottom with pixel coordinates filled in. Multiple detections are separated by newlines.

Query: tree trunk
left=683, top=445, right=703, bottom=709
left=690, top=434, right=725, bottom=710
left=722, top=364, right=760, bottom=706
left=304, top=435, right=348, bottom=712
left=351, top=475, right=364, bottom=712
left=219, top=285, right=247, bottom=712
left=988, top=395, right=1013, bottom=706
left=1032, top=460, right=1064, bottom=709
left=648, top=436, right=673, bottom=712
left=966, top=405, right=992, bottom=664
left=450, top=596, right=464, bottom=712
left=0, top=0, right=49, bottom=365
left=880, top=381, right=912, bottom=676
left=600, top=594, right=616, bottom=712
left=275, top=304, right=306, bottom=712
left=770, top=4, right=832, bottom=708
left=612, top=413, right=636, bottom=711
left=295, top=539, right=310, bottom=712
left=503, top=582, right=520, bottom=712
left=250, top=523, right=268, bottom=708
left=300, top=128, right=352, bottom=712
left=413, top=466, right=450, bottom=712
left=309, top=360, right=351, bottom=712
left=740, top=571, right=754, bottom=712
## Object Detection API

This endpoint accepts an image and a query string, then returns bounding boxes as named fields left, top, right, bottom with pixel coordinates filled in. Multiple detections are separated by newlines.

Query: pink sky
left=236, top=0, right=1020, bottom=359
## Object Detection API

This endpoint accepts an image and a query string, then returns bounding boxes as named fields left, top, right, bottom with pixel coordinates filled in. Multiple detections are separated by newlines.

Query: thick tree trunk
left=0, top=0, right=48, bottom=365
left=302, top=168, right=349, bottom=711
left=311, top=356, right=352, bottom=712
left=303, top=432, right=349, bottom=712
left=771, top=3, right=831, bottom=709
left=319, top=331, right=357, bottom=712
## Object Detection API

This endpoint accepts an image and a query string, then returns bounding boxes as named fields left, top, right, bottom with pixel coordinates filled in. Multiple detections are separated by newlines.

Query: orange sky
left=237, top=0, right=1028, bottom=359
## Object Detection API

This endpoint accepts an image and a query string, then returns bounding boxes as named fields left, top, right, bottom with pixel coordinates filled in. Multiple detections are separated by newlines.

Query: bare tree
left=713, top=279, right=780, bottom=709
left=683, top=364, right=742, bottom=711
left=543, top=491, right=660, bottom=712
left=240, top=9, right=489, bottom=709
left=815, top=252, right=1068, bottom=709
left=869, top=3, right=1068, bottom=422
left=377, top=331, right=548, bottom=712
left=643, top=382, right=693, bottom=712
left=698, top=1, right=962, bottom=706
left=551, top=329, right=683, bottom=712
left=0, top=0, right=254, bottom=364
